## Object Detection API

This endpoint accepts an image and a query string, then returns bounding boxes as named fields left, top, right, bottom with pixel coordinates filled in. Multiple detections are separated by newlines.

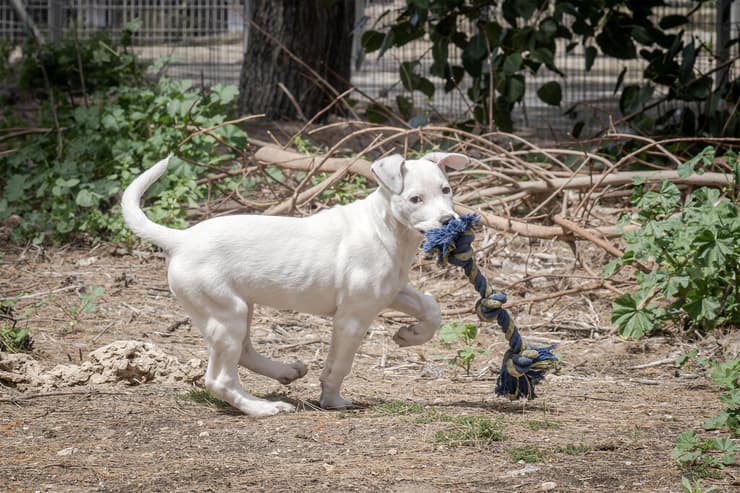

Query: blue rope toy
left=423, top=214, right=558, bottom=400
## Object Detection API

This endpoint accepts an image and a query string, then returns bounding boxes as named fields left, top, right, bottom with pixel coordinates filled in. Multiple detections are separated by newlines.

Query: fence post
left=716, top=0, right=733, bottom=91
left=49, top=0, right=64, bottom=43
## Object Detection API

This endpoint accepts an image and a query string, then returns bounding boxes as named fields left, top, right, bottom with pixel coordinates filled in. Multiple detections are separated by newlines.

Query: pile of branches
left=191, top=121, right=737, bottom=249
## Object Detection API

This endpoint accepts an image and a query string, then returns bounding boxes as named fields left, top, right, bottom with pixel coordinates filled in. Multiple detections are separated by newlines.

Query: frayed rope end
left=423, top=214, right=480, bottom=264
left=496, top=344, right=559, bottom=400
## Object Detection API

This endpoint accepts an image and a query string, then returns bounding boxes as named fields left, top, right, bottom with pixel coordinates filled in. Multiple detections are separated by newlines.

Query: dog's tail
left=121, top=155, right=184, bottom=251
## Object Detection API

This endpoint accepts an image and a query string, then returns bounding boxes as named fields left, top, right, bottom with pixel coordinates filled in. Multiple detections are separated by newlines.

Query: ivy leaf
left=537, top=81, right=562, bottom=106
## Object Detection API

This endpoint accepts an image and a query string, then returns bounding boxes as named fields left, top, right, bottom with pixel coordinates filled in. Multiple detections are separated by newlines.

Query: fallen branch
left=553, top=214, right=650, bottom=273
left=455, top=204, right=639, bottom=240
left=457, top=170, right=734, bottom=203
left=254, top=144, right=374, bottom=180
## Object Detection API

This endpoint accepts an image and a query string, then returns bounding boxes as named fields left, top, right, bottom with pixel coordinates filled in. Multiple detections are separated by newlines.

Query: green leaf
left=602, top=258, right=622, bottom=279
left=686, top=77, right=712, bottom=101
left=502, top=52, right=523, bottom=75
left=366, top=103, right=390, bottom=123
left=596, top=15, right=637, bottom=60
left=210, top=84, right=238, bottom=105
left=584, top=46, right=597, bottom=71
left=396, top=95, right=414, bottom=120
left=613, top=66, right=627, bottom=95
left=4, top=174, right=30, bottom=202
left=75, top=189, right=99, bottom=208
left=660, top=15, right=688, bottom=30
left=361, top=30, right=385, bottom=53
left=537, top=81, right=562, bottom=106
left=502, top=75, right=525, bottom=103
left=619, top=84, right=653, bottom=115
left=673, top=430, right=699, bottom=453
left=611, top=293, right=656, bottom=338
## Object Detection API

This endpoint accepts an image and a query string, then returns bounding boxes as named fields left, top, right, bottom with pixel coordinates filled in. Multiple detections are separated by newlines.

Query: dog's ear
left=423, top=152, right=469, bottom=171
left=371, top=154, right=406, bottom=194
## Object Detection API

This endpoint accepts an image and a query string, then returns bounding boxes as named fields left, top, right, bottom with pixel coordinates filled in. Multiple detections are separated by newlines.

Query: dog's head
left=371, top=152, right=469, bottom=234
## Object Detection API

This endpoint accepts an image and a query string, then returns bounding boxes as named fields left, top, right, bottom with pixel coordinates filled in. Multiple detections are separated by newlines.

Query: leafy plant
left=672, top=352, right=739, bottom=484
left=362, top=1, right=738, bottom=138
left=703, top=359, right=740, bottom=436
left=680, top=476, right=718, bottom=493
left=438, top=320, right=489, bottom=375
left=672, top=431, right=737, bottom=478
left=61, top=286, right=105, bottom=333
left=608, top=148, right=740, bottom=338
left=0, top=22, right=247, bottom=244
left=316, top=174, right=369, bottom=205
left=0, top=326, right=32, bottom=352
left=0, top=297, right=33, bottom=352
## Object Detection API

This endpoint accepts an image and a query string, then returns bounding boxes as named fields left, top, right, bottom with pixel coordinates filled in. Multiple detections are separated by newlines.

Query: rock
left=541, top=481, right=557, bottom=491
left=2, top=340, right=205, bottom=391
left=503, top=464, right=540, bottom=478
left=0, top=352, right=46, bottom=388
left=57, top=447, right=79, bottom=456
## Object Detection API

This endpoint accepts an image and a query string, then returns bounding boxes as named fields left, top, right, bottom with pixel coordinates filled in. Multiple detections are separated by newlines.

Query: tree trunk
left=237, top=0, right=355, bottom=120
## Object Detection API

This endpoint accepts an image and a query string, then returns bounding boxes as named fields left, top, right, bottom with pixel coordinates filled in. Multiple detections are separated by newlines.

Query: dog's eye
left=441, top=186, right=451, bottom=194
left=409, top=195, right=423, bottom=204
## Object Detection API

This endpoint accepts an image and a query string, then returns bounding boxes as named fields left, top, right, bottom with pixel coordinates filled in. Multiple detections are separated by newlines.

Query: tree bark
left=237, top=0, right=354, bottom=119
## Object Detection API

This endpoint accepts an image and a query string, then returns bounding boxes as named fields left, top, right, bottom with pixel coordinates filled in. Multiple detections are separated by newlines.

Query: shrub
left=607, top=148, right=739, bottom=337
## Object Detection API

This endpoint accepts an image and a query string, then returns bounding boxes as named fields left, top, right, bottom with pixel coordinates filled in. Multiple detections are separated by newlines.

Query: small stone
left=541, top=481, right=557, bottom=491
left=388, top=448, right=397, bottom=456
left=57, top=447, right=79, bottom=456
left=199, top=431, right=210, bottom=438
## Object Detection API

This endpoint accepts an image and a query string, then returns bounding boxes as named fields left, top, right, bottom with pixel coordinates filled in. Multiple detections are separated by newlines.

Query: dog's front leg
left=389, top=284, right=443, bottom=347
left=319, top=311, right=374, bottom=409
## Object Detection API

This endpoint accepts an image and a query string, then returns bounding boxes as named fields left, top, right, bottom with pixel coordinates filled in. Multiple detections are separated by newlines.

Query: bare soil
left=0, top=237, right=735, bottom=493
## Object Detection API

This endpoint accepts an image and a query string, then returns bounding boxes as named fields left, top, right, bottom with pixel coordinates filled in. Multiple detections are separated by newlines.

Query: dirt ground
left=0, top=234, right=736, bottom=493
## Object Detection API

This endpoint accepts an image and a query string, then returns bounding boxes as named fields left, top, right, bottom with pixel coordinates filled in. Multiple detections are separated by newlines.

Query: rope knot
left=476, top=291, right=507, bottom=322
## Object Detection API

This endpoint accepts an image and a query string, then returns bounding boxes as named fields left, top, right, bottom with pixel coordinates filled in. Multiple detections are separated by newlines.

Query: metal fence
left=1, top=0, right=737, bottom=139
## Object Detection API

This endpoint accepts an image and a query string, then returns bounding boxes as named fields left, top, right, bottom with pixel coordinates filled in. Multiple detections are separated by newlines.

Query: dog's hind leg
left=189, top=302, right=294, bottom=417
left=389, top=284, right=442, bottom=347
left=239, top=303, right=308, bottom=384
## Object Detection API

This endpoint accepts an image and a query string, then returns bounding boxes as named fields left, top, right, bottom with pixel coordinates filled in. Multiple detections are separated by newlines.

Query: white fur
left=121, top=152, right=468, bottom=417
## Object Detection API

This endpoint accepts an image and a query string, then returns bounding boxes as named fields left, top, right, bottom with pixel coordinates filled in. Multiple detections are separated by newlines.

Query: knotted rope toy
left=423, top=214, right=558, bottom=400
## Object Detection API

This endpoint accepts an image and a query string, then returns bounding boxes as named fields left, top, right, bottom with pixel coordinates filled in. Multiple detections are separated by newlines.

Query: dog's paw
left=249, top=400, right=295, bottom=418
left=277, top=361, right=308, bottom=385
left=319, top=393, right=353, bottom=410
left=393, top=324, right=434, bottom=347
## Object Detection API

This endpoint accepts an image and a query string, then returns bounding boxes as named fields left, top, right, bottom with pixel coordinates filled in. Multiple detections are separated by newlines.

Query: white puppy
left=121, top=152, right=468, bottom=417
